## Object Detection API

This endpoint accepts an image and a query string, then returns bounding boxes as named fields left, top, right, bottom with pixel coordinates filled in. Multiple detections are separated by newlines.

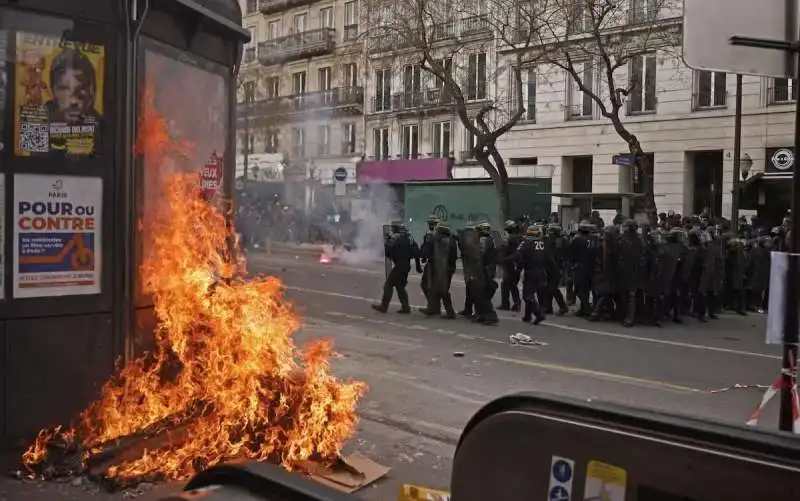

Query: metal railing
left=369, top=88, right=454, bottom=113
left=768, top=85, right=797, bottom=105
left=243, top=47, right=256, bottom=63
left=692, top=90, right=727, bottom=110
left=368, top=16, right=491, bottom=53
left=344, top=24, right=359, bottom=41
left=461, top=14, right=490, bottom=35
left=237, top=86, right=363, bottom=117
left=259, top=0, right=317, bottom=15
left=565, top=103, right=592, bottom=120
left=258, top=28, right=335, bottom=65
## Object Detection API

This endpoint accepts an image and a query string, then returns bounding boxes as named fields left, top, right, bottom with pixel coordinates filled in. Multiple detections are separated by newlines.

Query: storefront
left=0, top=0, right=247, bottom=443
left=741, top=147, right=794, bottom=226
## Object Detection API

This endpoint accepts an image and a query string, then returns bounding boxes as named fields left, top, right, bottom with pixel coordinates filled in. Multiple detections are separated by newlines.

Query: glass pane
left=135, top=38, right=229, bottom=306
left=713, top=72, right=726, bottom=106
left=644, top=55, right=657, bottom=110
left=629, top=57, right=642, bottom=112
left=697, top=71, right=711, bottom=106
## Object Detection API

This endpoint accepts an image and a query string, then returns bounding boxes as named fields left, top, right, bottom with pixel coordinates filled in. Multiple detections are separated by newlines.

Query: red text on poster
left=200, top=151, right=222, bottom=199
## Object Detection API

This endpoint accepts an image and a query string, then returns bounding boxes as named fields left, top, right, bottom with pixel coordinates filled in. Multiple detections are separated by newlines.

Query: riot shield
left=452, top=392, right=800, bottom=501
left=382, top=224, right=392, bottom=279
left=430, top=234, right=450, bottom=294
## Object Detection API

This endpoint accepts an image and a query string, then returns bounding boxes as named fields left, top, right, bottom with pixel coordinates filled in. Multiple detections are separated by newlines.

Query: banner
left=14, top=33, right=105, bottom=157
left=13, top=174, right=102, bottom=298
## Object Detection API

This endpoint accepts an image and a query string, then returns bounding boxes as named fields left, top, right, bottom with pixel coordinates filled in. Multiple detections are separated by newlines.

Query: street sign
left=683, top=0, right=795, bottom=78
left=333, top=166, right=347, bottom=197
left=333, top=167, right=348, bottom=181
left=612, top=154, right=635, bottom=167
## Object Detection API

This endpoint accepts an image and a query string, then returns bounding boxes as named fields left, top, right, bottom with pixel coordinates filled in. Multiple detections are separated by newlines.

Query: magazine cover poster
left=14, top=33, right=105, bottom=157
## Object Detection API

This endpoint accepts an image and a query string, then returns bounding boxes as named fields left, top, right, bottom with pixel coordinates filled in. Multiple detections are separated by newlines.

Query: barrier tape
left=745, top=358, right=799, bottom=433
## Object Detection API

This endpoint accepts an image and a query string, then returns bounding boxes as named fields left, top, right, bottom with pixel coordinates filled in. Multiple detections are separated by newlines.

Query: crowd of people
left=373, top=212, right=790, bottom=328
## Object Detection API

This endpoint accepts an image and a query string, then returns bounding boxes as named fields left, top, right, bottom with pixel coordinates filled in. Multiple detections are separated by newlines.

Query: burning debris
left=20, top=83, right=367, bottom=491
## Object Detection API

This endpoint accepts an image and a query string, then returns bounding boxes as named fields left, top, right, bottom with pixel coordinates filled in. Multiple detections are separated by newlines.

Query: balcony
left=370, top=88, right=454, bottom=114
left=461, top=14, right=490, bottom=36
left=344, top=24, right=359, bottom=41
left=237, top=86, right=364, bottom=120
left=258, top=28, right=335, bottom=65
left=243, top=47, right=256, bottom=64
left=259, top=0, right=317, bottom=15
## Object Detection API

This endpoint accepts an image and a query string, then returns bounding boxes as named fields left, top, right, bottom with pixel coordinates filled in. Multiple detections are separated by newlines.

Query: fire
left=21, top=82, right=367, bottom=484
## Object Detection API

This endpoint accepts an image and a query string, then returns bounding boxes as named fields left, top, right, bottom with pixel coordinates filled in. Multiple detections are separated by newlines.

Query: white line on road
left=378, top=371, right=487, bottom=405
left=484, top=355, right=704, bottom=394
left=287, top=285, right=779, bottom=360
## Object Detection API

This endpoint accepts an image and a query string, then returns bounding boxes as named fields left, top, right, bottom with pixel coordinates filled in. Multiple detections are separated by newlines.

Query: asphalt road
left=2, top=249, right=789, bottom=501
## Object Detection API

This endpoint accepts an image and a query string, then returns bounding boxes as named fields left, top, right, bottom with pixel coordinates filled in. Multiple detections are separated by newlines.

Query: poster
left=13, top=174, right=102, bottom=298
left=200, top=151, right=223, bottom=200
left=13, top=33, right=105, bottom=156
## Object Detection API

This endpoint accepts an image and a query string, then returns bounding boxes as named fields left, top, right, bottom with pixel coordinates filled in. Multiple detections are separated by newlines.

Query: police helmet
left=437, top=224, right=451, bottom=235
left=526, top=225, right=543, bottom=237
left=504, top=219, right=518, bottom=231
left=548, top=224, right=563, bottom=235
left=578, top=220, right=595, bottom=232
left=426, top=215, right=440, bottom=224
left=476, top=221, right=491, bottom=231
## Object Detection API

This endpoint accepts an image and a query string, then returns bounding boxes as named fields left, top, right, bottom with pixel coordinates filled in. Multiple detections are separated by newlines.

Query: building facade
left=237, top=0, right=364, bottom=206
left=494, top=13, right=796, bottom=224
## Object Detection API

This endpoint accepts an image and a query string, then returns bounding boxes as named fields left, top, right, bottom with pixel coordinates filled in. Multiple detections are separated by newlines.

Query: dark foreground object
left=159, top=392, right=800, bottom=501
left=452, top=393, right=800, bottom=501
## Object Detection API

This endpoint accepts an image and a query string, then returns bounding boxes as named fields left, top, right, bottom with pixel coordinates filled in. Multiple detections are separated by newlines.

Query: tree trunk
left=630, top=143, right=657, bottom=226
left=477, top=153, right=511, bottom=223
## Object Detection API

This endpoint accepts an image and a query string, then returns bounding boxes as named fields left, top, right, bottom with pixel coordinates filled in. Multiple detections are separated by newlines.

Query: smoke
left=324, top=183, right=400, bottom=266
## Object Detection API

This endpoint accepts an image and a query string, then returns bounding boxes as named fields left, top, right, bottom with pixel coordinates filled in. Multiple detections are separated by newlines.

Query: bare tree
left=508, top=0, right=682, bottom=223
left=362, top=0, right=545, bottom=219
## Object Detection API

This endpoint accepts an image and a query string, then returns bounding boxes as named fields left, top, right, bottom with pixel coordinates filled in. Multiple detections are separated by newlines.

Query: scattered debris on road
left=453, top=352, right=465, bottom=357
left=709, top=383, right=771, bottom=394
left=509, top=333, right=549, bottom=347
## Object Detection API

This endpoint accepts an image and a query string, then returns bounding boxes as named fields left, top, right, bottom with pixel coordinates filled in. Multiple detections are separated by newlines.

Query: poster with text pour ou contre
left=13, top=174, right=102, bottom=298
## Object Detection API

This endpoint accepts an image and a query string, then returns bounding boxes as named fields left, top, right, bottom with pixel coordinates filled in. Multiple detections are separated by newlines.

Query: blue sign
left=552, top=459, right=573, bottom=483
left=333, top=167, right=348, bottom=181
left=612, top=154, right=636, bottom=167
left=549, top=486, right=570, bottom=501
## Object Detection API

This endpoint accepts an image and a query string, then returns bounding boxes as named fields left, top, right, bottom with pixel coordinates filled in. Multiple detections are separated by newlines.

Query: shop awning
left=356, top=158, right=452, bottom=184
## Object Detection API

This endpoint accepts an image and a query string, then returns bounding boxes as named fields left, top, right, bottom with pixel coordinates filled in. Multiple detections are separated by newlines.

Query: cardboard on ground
left=310, top=452, right=391, bottom=493
left=683, top=0, right=795, bottom=78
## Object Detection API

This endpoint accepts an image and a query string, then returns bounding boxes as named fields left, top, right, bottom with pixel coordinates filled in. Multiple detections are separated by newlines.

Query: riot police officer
left=498, top=220, right=522, bottom=311
left=568, top=221, right=597, bottom=317
left=513, top=225, right=548, bottom=324
left=372, top=221, right=419, bottom=314
left=419, top=215, right=440, bottom=303
left=617, top=219, right=645, bottom=327
left=473, top=221, right=499, bottom=325
left=418, top=224, right=458, bottom=318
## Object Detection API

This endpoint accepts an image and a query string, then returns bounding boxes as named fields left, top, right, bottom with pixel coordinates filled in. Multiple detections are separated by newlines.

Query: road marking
left=291, top=286, right=779, bottom=360
left=378, top=371, right=487, bottom=405
left=484, top=355, right=703, bottom=394
left=359, top=408, right=462, bottom=444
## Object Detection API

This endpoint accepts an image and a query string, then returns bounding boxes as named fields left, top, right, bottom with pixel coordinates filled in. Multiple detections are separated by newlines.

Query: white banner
left=13, top=174, right=102, bottom=298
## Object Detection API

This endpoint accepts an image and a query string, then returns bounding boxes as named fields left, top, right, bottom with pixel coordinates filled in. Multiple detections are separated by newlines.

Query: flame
left=319, top=254, right=332, bottom=264
left=22, top=82, right=367, bottom=483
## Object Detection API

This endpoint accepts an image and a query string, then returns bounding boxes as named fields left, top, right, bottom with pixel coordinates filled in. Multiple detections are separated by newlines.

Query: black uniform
left=419, top=227, right=458, bottom=318
left=513, top=233, right=548, bottom=324
left=617, top=220, right=645, bottom=327
left=499, top=226, right=523, bottom=311
left=473, top=228, right=499, bottom=324
left=589, top=226, right=619, bottom=321
left=372, top=227, right=418, bottom=313
left=543, top=227, right=569, bottom=315
left=568, top=224, right=597, bottom=317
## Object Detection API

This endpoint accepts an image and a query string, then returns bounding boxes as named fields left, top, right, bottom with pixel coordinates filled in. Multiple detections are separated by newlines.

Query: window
left=293, top=14, right=307, bottom=33
left=771, top=78, right=798, bottom=103
left=317, top=125, right=330, bottom=155
left=268, top=20, right=281, bottom=39
left=401, top=124, right=419, bottom=159
left=291, top=127, right=305, bottom=158
left=403, top=64, right=421, bottom=107
left=320, top=7, right=333, bottom=29
left=567, top=63, right=593, bottom=119
left=567, top=0, right=590, bottom=34
left=318, top=66, right=332, bottom=104
left=464, top=118, right=480, bottom=159
left=266, top=76, right=280, bottom=98
left=432, top=121, right=451, bottom=158
left=343, top=63, right=358, bottom=87
left=240, top=133, right=254, bottom=154
left=244, top=27, right=256, bottom=63
left=344, top=1, right=358, bottom=40
left=467, top=53, right=487, bottom=100
left=694, top=71, right=727, bottom=109
left=343, top=123, right=357, bottom=154
left=265, top=130, right=280, bottom=153
left=292, top=71, right=307, bottom=94
left=631, top=0, right=659, bottom=23
left=373, top=127, right=390, bottom=159
left=247, top=0, right=258, bottom=14
left=514, top=68, right=536, bottom=121
left=243, top=81, right=256, bottom=103
left=374, top=69, right=392, bottom=111
left=629, top=53, right=657, bottom=113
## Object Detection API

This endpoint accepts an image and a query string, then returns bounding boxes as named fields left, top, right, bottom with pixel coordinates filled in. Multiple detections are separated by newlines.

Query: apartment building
left=236, top=0, right=364, bottom=203
left=359, top=14, right=527, bottom=183
left=493, top=3, right=796, bottom=225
